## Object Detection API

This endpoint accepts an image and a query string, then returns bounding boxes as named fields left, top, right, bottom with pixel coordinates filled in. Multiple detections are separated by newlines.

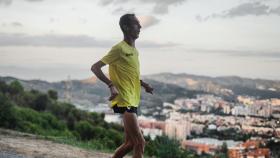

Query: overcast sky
left=0, top=0, right=280, bottom=81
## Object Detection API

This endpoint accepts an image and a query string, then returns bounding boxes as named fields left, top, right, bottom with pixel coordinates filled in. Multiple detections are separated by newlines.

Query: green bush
left=48, top=89, right=58, bottom=100
left=32, top=94, right=49, bottom=111
left=75, top=121, right=95, bottom=140
left=9, top=80, right=24, bottom=95
left=0, top=93, right=17, bottom=128
left=0, top=81, right=9, bottom=94
left=145, top=136, right=195, bottom=158
left=0, top=80, right=129, bottom=152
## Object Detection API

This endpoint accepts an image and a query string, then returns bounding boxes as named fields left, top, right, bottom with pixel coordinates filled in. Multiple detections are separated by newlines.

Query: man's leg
left=123, top=111, right=145, bottom=158
left=112, top=120, right=134, bottom=158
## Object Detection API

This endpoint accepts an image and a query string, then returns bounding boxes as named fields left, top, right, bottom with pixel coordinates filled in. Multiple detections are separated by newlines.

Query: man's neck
left=123, top=36, right=136, bottom=48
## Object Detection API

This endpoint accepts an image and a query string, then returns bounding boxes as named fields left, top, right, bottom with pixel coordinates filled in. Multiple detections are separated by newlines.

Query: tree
left=0, top=81, right=9, bottom=93
left=221, top=142, right=228, bottom=154
left=154, top=136, right=182, bottom=158
left=0, top=93, right=17, bottom=128
left=75, top=121, right=95, bottom=140
left=33, top=94, right=49, bottom=111
left=48, top=89, right=58, bottom=100
left=9, top=80, right=24, bottom=95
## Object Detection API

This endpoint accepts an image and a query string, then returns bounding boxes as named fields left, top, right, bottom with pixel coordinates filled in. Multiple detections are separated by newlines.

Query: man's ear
left=123, top=25, right=129, bottom=31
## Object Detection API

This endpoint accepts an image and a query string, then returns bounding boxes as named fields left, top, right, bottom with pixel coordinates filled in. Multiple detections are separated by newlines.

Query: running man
left=91, top=14, right=154, bottom=158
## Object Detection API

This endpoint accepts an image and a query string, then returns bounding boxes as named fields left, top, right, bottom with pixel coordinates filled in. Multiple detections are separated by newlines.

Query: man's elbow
left=91, top=64, right=98, bottom=73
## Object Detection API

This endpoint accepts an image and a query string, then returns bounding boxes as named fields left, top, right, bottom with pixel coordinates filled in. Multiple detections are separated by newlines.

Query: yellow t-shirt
left=101, top=41, right=141, bottom=107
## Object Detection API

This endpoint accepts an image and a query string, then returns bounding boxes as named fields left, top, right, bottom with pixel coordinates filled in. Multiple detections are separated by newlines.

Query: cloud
left=25, top=0, right=43, bottom=1
left=137, top=15, right=160, bottom=29
left=138, top=40, right=179, bottom=48
left=270, top=6, right=280, bottom=14
left=189, top=48, right=280, bottom=59
left=224, top=2, right=270, bottom=17
left=0, top=33, right=178, bottom=48
left=0, top=33, right=112, bottom=47
left=141, top=0, right=186, bottom=15
left=98, top=0, right=187, bottom=15
left=11, top=22, right=23, bottom=27
left=112, top=7, right=135, bottom=15
left=1, top=22, right=23, bottom=27
left=99, top=0, right=113, bottom=6
left=198, top=2, right=280, bottom=21
left=0, top=0, right=42, bottom=6
left=0, top=0, right=12, bottom=6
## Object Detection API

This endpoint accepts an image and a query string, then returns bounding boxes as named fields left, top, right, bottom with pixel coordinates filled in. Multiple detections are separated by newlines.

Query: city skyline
left=0, top=0, right=280, bottom=81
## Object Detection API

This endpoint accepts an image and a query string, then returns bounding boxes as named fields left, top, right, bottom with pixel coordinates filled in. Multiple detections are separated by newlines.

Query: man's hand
left=144, top=84, right=153, bottom=94
left=141, top=80, right=153, bottom=94
left=109, top=85, right=119, bottom=101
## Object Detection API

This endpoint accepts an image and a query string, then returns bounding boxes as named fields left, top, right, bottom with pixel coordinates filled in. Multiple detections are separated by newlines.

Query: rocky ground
left=0, top=128, right=131, bottom=158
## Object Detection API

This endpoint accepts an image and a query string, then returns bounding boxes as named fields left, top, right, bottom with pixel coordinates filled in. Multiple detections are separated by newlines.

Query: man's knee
left=133, top=139, right=145, bottom=152
left=125, top=141, right=134, bottom=150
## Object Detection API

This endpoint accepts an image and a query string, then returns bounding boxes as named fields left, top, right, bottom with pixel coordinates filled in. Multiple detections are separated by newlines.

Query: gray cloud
left=0, top=0, right=12, bottom=6
left=137, top=15, right=160, bottom=28
left=225, top=2, right=270, bottom=17
left=143, top=0, right=186, bottom=15
left=0, top=0, right=42, bottom=6
left=99, top=0, right=186, bottom=15
left=11, top=22, right=23, bottom=27
left=99, top=0, right=113, bottom=6
left=1, top=22, right=23, bottom=27
left=189, top=48, right=280, bottom=59
left=25, top=0, right=43, bottom=1
left=112, top=7, right=135, bottom=15
left=0, top=33, right=112, bottom=47
left=138, top=40, right=179, bottom=48
left=0, top=33, right=178, bottom=48
left=198, top=2, right=280, bottom=21
left=270, top=6, right=280, bottom=14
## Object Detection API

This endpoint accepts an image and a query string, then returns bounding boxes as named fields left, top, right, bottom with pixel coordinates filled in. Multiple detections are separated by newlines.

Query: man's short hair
left=119, top=13, right=135, bottom=32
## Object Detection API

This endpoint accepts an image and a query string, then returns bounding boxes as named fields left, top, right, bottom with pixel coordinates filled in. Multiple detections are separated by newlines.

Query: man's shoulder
left=112, top=41, right=124, bottom=50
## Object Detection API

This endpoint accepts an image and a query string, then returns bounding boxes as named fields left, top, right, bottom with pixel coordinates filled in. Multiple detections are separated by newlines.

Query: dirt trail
left=0, top=128, right=130, bottom=158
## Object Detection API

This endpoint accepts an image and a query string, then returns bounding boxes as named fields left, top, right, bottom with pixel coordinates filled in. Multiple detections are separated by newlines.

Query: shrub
left=75, top=121, right=95, bottom=140
left=9, top=80, right=24, bottom=95
left=0, top=93, right=17, bottom=128
left=48, top=90, right=58, bottom=100
left=32, top=94, right=49, bottom=111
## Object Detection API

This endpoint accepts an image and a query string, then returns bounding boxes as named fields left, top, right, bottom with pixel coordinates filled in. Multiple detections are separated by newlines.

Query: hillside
left=0, top=75, right=204, bottom=119
left=0, top=128, right=127, bottom=158
left=0, top=80, right=209, bottom=158
left=1, top=73, right=280, bottom=119
left=145, top=73, right=280, bottom=99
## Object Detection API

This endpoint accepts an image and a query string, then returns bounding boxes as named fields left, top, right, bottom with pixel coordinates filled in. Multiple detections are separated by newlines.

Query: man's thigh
left=123, top=111, right=144, bottom=144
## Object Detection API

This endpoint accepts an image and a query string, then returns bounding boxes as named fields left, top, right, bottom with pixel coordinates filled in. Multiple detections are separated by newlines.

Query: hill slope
left=0, top=128, right=129, bottom=158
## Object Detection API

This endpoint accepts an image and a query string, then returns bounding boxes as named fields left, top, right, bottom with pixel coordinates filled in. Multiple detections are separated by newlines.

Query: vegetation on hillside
left=0, top=80, right=220, bottom=158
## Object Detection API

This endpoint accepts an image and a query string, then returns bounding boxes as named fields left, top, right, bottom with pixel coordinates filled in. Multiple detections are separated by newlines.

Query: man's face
left=126, top=16, right=141, bottom=39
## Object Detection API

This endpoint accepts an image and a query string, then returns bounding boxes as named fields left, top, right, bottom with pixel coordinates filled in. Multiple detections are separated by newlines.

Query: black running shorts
left=112, top=104, right=138, bottom=115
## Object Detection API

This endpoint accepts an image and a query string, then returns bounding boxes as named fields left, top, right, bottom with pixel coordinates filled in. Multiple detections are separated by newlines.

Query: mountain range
left=1, top=73, right=279, bottom=118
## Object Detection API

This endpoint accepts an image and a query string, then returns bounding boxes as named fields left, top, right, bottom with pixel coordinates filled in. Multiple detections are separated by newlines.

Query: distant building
left=272, top=105, right=280, bottom=119
left=182, top=138, right=240, bottom=155
left=182, top=140, right=218, bottom=155
left=237, top=96, right=254, bottom=106
left=138, top=116, right=165, bottom=139
left=271, top=98, right=280, bottom=106
left=223, top=104, right=232, bottom=114
left=165, top=119, right=191, bottom=140
left=232, top=105, right=248, bottom=116
left=246, top=148, right=270, bottom=158
left=228, top=139, right=270, bottom=158
left=191, top=123, right=204, bottom=134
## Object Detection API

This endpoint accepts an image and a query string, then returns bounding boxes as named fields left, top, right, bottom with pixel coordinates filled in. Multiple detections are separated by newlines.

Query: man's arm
left=91, top=61, right=111, bottom=86
left=91, top=61, right=118, bottom=100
